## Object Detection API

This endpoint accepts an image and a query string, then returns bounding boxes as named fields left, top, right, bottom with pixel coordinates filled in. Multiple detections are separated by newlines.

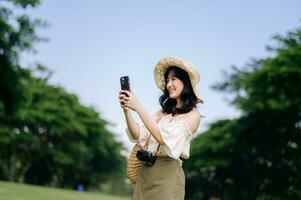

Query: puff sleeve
left=159, top=118, right=194, bottom=159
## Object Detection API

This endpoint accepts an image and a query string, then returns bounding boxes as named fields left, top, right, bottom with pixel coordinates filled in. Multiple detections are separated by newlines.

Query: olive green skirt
left=133, top=156, right=185, bottom=200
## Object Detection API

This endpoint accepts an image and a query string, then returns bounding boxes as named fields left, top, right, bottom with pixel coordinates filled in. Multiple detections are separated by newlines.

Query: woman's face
left=166, top=73, right=184, bottom=100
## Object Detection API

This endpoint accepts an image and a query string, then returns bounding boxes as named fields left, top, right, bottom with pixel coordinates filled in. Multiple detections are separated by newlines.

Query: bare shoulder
left=154, top=109, right=164, bottom=117
left=185, top=108, right=202, bottom=133
left=186, top=108, right=201, bottom=120
left=153, top=109, right=164, bottom=120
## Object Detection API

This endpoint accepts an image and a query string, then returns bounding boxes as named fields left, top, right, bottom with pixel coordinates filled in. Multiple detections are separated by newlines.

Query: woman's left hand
left=120, top=90, right=142, bottom=113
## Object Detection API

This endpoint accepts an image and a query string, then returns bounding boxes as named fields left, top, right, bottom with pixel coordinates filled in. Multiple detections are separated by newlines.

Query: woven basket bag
left=127, top=143, right=144, bottom=184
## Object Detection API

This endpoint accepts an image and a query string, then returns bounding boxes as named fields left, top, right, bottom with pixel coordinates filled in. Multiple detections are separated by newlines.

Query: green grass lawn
left=0, top=181, right=131, bottom=200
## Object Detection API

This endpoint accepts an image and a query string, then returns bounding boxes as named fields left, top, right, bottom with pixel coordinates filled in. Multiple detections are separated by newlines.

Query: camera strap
left=143, top=135, right=161, bottom=156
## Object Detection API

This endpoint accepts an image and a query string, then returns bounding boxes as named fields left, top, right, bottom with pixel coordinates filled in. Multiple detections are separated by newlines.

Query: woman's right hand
left=119, top=90, right=129, bottom=111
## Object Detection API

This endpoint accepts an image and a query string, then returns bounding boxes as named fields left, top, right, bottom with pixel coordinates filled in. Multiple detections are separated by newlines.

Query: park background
left=1, top=0, right=301, bottom=199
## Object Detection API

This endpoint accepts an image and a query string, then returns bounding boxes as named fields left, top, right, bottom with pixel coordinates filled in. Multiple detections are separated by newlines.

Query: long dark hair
left=159, top=66, right=197, bottom=116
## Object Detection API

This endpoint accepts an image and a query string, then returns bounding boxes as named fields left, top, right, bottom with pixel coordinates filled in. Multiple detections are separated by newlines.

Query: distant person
left=77, top=184, right=84, bottom=192
left=119, top=56, right=204, bottom=199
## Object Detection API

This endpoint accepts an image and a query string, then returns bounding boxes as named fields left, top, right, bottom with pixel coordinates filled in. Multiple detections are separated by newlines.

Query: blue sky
left=21, top=0, right=301, bottom=151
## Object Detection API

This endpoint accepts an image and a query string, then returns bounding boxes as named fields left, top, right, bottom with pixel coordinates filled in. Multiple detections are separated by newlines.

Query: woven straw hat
left=154, top=56, right=204, bottom=103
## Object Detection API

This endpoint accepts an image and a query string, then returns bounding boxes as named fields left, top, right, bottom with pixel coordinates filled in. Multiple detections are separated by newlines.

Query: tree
left=0, top=69, right=127, bottom=189
left=185, top=26, right=301, bottom=199
left=184, top=120, right=238, bottom=200
left=0, top=0, right=43, bottom=113
left=0, top=0, right=127, bottom=192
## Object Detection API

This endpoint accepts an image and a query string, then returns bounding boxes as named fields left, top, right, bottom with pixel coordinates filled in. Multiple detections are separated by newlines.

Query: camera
left=136, top=149, right=157, bottom=166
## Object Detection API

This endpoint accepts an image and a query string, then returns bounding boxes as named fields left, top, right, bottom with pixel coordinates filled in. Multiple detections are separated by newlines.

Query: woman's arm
left=119, top=90, right=140, bottom=140
left=136, top=107, right=165, bottom=145
left=123, top=109, right=140, bottom=140
left=121, top=90, right=165, bottom=145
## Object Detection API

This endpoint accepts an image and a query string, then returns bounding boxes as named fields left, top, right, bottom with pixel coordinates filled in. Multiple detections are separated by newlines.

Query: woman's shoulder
left=154, top=108, right=200, bottom=118
left=153, top=109, right=164, bottom=117
left=188, top=107, right=201, bottom=118
left=178, top=107, right=199, bottom=118
left=182, top=108, right=201, bottom=133
left=153, top=109, right=165, bottom=121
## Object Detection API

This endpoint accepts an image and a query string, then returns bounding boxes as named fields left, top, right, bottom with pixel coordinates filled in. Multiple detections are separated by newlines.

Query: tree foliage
left=0, top=0, right=43, bottom=113
left=0, top=0, right=127, bottom=192
left=1, top=72, right=125, bottom=187
left=185, top=26, right=301, bottom=199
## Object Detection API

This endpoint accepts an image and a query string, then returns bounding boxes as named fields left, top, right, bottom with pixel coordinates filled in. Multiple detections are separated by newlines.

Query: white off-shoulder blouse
left=126, top=112, right=198, bottom=160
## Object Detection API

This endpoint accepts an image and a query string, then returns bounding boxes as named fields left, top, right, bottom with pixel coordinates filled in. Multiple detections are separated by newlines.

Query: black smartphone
left=120, top=76, right=130, bottom=96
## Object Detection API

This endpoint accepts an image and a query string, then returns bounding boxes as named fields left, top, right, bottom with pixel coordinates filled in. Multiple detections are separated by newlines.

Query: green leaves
left=0, top=1, right=126, bottom=190
left=5, top=0, right=41, bottom=8
left=0, top=73, right=126, bottom=188
left=0, top=1, right=43, bottom=114
left=185, top=26, right=301, bottom=199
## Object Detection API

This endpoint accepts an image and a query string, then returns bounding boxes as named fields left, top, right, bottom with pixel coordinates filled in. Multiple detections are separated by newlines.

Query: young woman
left=119, top=56, right=204, bottom=200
